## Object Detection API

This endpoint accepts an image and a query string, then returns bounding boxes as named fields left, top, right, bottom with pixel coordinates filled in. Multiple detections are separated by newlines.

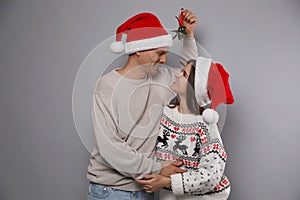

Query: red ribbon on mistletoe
left=172, top=8, right=187, bottom=40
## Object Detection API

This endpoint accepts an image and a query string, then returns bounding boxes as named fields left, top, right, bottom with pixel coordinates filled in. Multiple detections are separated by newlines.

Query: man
left=87, top=9, right=199, bottom=200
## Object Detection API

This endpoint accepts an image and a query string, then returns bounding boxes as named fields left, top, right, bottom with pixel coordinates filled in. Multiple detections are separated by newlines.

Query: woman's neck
left=177, top=98, right=192, bottom=114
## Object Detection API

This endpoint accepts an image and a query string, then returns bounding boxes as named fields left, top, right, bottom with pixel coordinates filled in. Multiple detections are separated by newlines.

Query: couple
left=87, top=9, right=234, bottom=200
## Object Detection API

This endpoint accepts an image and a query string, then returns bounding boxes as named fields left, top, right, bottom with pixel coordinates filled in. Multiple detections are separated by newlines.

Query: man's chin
left=149, top=66, right=159, bottom=74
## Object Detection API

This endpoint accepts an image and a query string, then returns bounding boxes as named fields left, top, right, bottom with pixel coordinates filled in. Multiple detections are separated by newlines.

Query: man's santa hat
left=110, top=12, right=173, bottom=54
left=194, top=57, right=235, bottom=124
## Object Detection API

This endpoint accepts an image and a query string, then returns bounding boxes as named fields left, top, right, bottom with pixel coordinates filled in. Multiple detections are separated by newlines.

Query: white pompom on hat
left=203, top=109, right=219, bottom=124
left=109, top=41, right=124, bottom=54
left=110, top=12, right=173, bottom=54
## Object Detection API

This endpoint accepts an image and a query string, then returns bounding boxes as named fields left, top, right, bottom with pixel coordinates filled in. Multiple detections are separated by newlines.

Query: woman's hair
left=168, top=59, right=205, bottom=115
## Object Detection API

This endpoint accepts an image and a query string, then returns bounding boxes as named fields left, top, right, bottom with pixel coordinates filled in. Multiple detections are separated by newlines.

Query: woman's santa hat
left=110, top=12, right=173, bottom=54
left=194, top=56, right=235, bottom=124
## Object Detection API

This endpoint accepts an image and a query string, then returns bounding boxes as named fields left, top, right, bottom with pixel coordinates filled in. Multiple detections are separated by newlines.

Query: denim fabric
left=87, top=183, right=154, bottom=200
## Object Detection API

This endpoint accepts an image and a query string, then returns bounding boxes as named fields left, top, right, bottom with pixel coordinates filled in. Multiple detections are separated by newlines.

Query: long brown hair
left=168, top=60, right=205, bottom=115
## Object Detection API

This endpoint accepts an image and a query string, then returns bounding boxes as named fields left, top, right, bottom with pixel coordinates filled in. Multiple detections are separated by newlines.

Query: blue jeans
left=87, top=182, right=154, bottom=200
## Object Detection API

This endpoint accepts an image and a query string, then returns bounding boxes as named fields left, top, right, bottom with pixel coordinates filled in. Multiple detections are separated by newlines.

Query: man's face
left=138, top=47, right=168, bottom=75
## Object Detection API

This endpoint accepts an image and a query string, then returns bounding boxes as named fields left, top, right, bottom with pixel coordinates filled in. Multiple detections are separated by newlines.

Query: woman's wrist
left=163, top=177, right=172, bottom=188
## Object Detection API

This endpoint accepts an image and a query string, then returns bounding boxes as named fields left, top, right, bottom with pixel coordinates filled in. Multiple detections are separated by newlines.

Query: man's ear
left=135, top=51, right=141, bottom=56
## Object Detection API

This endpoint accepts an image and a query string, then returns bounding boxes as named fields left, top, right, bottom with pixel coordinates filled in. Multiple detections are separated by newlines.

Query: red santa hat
left=194, top=56, right=235, bottom=124
left=110, top=12, right=173, bottom=54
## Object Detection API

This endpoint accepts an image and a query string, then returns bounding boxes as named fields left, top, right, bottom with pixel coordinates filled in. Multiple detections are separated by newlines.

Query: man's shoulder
left=94, top=70, right=118, bottom=94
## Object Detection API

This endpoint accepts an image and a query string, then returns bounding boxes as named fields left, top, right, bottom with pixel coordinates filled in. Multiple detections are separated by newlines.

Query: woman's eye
left=183, top=71, right=188, bottom=77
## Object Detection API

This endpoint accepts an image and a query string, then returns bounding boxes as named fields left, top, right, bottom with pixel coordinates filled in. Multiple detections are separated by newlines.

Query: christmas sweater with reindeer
left=156, top=106, right=230, bottom=197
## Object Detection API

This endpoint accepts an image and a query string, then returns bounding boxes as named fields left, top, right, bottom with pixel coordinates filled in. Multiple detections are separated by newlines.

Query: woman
left=136, top=56, right=234, bottom=200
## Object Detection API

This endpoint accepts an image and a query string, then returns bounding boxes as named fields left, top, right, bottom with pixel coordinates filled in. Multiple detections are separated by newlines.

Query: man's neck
left=116, top=61, right=147, bottom=80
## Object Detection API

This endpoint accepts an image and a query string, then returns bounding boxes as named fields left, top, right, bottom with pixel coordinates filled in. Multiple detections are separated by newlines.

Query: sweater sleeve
left=170, top=125, right=227, bottom=195
left=92, top=91, right=162, bottom=179
left=178, top=37, right=198, bottom=70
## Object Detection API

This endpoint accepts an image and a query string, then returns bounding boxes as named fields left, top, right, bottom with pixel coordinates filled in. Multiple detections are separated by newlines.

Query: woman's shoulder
left=162, top=105, right=173, bottom=114
left=162, top=106, right=204, bottom=124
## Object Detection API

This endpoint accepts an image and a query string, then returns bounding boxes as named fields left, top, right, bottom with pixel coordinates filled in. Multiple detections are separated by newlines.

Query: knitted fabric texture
left=156, top=106, right=230, bottom=199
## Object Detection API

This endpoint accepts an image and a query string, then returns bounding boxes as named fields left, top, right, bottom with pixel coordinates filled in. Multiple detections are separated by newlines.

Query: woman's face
left=170, top=63, right=193, bottom=96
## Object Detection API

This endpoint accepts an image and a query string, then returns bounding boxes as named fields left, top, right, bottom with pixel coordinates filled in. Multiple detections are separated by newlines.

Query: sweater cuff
left=152, top=162, right=162, bottom=174
left=170, top=173, right=184, bottom=195
left=183, top=37, right=196, bottom=46
left=135, top=162, right=161, bottom=180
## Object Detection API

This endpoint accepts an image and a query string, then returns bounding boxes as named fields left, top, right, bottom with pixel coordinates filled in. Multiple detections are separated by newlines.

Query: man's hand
left=159, top=160, right=186, bottom=177
left=135, top=174, right=171, bottom=193
left=181, top=9, right=198, bottom=39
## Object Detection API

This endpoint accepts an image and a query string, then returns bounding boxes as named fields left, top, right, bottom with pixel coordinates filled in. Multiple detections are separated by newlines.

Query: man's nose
left=159, top=55, right=167, bottom=63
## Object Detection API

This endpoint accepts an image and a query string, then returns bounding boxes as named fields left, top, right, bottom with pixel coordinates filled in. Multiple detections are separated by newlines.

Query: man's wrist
left=186, top=32, right=194, bottom=39
left=154, top=161, right=163, bottom=175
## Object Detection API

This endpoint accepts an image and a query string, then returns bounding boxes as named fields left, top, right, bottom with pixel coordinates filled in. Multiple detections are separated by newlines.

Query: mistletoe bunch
left=172, top=8, right=187, bottom=40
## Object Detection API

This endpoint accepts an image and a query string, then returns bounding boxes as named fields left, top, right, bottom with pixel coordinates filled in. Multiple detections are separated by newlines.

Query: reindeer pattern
left=156, top=129, right=170, bottom=148
left=157, top=112, right=210, bottom=158
left=173, top=135, right=188, bottom=155
left=157, top=129, right=202, bottom=157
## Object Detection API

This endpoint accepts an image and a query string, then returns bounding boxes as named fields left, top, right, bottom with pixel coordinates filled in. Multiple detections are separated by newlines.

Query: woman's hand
left=135, top=174, right=171, bottom=193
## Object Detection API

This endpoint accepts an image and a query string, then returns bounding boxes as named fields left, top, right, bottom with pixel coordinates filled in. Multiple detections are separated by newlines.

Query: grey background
left=1, top=0, right=300, bottom=200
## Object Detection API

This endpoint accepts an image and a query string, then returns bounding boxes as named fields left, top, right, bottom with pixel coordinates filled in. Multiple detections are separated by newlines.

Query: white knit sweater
left=156, top=106, right=231, bottom=200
